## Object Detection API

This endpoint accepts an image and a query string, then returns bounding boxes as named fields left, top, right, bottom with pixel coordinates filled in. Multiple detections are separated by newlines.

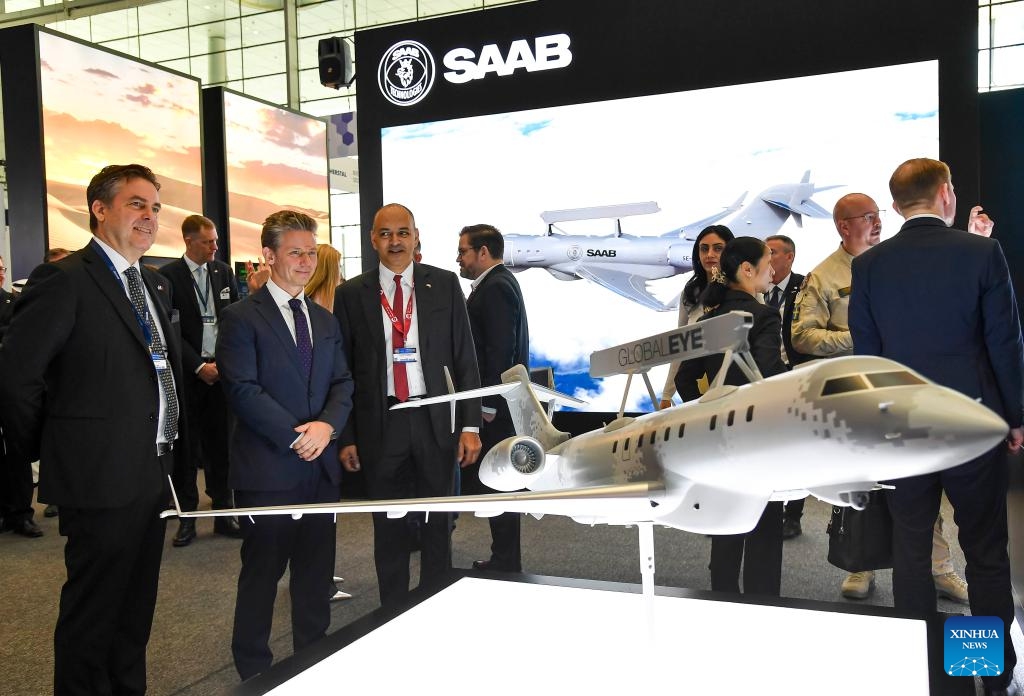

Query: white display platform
left=264, top=577, right=930, bottom=695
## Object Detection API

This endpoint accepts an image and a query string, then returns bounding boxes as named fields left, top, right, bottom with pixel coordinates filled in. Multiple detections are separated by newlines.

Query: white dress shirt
left=92, top=235, right=177, bottom=444
left=378, top=263, right=426, bottom=398
left=183, top=255, right=218, bottom=359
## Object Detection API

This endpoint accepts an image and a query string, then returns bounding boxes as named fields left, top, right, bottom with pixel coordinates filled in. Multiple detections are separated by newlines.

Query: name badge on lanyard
left=393, top=346, right=418, bottom=363
left=201, top=315, right=216, bottom=325
left=152, top=352, right=168, bottom=370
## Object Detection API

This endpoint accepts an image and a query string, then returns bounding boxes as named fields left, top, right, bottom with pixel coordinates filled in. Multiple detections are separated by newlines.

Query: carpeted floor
left=0, top=485, right=1017, bottom=695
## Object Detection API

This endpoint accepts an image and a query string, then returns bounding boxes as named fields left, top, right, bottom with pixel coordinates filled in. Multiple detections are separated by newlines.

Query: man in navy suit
left=161, top=214, right=240, bottom=546
left=849, top=158, right=1023, bottom=696
left=335, top=203, right=481, bottom=608
left=0, top=164, right=186, bottom=695
left=457, top=224, right=529, bottom=572
left=216, top=210, right=353, bottom=680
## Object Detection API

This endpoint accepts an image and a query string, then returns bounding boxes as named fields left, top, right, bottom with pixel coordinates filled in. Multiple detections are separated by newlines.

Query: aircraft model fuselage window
left=746, top=405, right=754, bottom=422
left=678, top=423, right=686, bottom=438
left=710, top=415, right=717, bottom=430
left=866, top=371, right=927, bottom=388
left=727, top=410, right=735, bottom=426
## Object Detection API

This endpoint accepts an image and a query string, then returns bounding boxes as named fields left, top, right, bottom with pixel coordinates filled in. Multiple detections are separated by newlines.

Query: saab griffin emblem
left=378, top=40, right=436, bottom=107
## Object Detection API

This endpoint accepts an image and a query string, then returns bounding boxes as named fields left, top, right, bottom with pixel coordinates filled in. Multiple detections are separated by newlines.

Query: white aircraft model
left=502, top=171, right=840, bottom=311
left=163, top=313, right=1006, bottom=595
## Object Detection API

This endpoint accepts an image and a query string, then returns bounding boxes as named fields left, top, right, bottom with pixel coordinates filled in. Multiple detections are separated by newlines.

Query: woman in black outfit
left=674, top=236, right=788, bottom=596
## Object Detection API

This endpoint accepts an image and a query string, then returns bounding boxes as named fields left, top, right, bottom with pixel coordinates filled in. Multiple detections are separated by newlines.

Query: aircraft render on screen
left=503, top=171, right=841, bottom=310
left=163, top=312, right=1007, bottom=595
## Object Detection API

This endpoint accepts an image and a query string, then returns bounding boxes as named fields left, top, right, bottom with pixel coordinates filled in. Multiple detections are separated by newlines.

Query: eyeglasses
left=842, top=210, right=885, bottom=225
left=0, top=267, right=7, bottom=272
left=456, top=246, right=478, bottom=258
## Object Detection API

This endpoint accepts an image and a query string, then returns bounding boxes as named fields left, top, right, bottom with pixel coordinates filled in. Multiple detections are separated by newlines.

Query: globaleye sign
left=377, top=34, right=573, bottom=106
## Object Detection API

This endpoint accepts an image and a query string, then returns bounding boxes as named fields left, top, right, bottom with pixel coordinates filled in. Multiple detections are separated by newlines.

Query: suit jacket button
left=148, top=414, right=156, bottom=421
left=308, top=390, right=313, bottom=398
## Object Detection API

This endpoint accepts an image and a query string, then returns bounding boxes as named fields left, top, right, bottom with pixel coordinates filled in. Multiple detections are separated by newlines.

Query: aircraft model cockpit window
left=865, top=371, right=927, bottom=389
left=821, top=375, right=870, bottom=396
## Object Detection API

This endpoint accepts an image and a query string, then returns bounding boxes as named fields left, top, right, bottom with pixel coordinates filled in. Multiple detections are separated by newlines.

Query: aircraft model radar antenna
left=589, top=311, right=760, bottom=414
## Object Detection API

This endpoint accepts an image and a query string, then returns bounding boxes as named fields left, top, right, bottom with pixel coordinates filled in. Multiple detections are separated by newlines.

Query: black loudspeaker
left=318, top=37, right=352, bottom=89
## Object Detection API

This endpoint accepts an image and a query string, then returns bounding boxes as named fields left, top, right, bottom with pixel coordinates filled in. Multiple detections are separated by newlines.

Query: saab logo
left=378, top=40, right=436, bottom=107
left=944, top=616, right=1004, bottom=677
left=587, top=249, right=616, bottom=258
left=443, top=33, right=572, bottom=85
left=567, top=245, right=582, bottom=260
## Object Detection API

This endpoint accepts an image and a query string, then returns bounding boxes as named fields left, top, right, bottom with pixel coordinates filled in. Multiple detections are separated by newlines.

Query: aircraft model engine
left=666, top=244, right=692, bottom=269
left=479, top=436, right=546, bottom=492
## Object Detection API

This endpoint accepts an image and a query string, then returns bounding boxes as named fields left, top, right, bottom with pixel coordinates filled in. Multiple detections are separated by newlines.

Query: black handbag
left=826, top=490, right=893, bottom=572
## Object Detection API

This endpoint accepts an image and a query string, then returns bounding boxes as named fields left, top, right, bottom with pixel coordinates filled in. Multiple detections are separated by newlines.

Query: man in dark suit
left=335, top=203, right=482, bottom=608
left=456, top=224, right=529, bottom=572
left=849, top=158, right=1023, bottom=696
left=764, top=235, right=809, bottom=540
left=161, top=214, right=240, bottom=546
left=217, top=210, right=353, bottom=681
left=0, top=164, right=185, bottom=695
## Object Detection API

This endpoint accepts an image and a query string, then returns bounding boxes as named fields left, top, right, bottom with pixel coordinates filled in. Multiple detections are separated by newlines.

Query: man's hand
left=340, top=445, right=360, bottom=472
left=968, top=205, right=994, bottom=237
left=196, top=361, right=219, bottom=385
left=246, top=258, right=271, bottom=294
left=1008, top=427, right=1023, bottom=454
left=292, top=421, right=333, bottom=462
left=457, top=432, right=482, bottom=468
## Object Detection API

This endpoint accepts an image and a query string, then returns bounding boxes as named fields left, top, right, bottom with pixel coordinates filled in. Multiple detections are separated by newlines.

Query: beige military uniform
left=791, top=245, right=855, bottom=357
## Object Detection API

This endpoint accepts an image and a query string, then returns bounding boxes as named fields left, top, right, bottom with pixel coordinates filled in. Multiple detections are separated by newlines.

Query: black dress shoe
left=44, top=504, right=59, bottom=518
left=214, top=516, right=242, bottom=537
left=172, top=519, right=197, bottom=547
left=472, top=559, right=521, bottom=572
left=10, top=518, right=44, bottom=538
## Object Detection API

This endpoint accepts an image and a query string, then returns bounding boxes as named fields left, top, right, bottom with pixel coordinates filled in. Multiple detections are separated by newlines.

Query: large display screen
left=222, top=91, right=330, bottom=264
left=38, top=31, right=203, bottom=257
left=381, top=60, right=938, bottom=410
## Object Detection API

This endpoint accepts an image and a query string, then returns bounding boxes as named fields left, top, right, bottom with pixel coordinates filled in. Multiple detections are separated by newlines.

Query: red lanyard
left=379, top=283, right=414, bottom=337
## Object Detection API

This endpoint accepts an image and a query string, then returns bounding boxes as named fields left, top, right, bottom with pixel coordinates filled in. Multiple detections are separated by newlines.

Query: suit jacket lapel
left=252, top=285, right=307, bottom=382
left=359, top=272, right=386, bottom=355
left=142, top=267, right=184, bottom=376
left=82, top=245, right=149, bottom=353
left=412, top=263, right=435, bottom=359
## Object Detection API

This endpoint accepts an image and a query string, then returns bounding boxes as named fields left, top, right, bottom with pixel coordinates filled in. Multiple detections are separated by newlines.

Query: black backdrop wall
left=354, top=0, right=979, bottom=265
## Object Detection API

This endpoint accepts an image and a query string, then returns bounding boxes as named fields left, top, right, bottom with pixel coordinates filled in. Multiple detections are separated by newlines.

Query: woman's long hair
left=682, top=224, right=735, bottom=307
left=305, top=243, right=344, bottom=311
left=700, top=236, right=767, bottom=309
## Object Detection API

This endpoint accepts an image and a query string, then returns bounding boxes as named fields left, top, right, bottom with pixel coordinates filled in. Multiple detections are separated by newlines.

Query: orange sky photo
left=39, top=31, right=203, bottom=259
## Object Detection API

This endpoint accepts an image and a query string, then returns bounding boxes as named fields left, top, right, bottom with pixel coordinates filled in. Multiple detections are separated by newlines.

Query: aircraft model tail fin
left=499, top=365, right=572, bottom=450
left=662, top=192, right=747, bottom=239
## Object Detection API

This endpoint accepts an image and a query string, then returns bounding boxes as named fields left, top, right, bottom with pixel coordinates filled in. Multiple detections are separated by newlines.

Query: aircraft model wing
left=574, top=265, right=671, bottom=311
left=387, top=380, right=585, bottom=410
left=161, top=481, right=665, bottom=523
left=661, top=192, right=747, bottom=239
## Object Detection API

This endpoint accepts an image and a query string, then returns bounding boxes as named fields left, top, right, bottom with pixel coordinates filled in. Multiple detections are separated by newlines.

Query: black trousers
left=172, top=377, right=231, bottom=511
left=231, top=469, right=339, bottom=681
left=53, top=454, right=169, bottom=696
left=887, top=446, right=1016, bottom=689
left=367, top=407, right=455, bottom=609
left=0, top=451, right=35, bottom=522
left=462, top=418, right=522, bottom=572
left=709, top=501, right=784, bottom=596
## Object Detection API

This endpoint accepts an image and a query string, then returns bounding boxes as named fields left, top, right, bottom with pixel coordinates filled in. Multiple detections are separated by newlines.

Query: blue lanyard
left=189, top=263, right=211, bottom=311
left=90, top=239, right=154, bottom=346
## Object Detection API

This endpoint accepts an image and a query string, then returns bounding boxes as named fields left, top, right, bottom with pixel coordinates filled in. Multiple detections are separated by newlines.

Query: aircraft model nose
left=908, top=389, right=1008, bottom=454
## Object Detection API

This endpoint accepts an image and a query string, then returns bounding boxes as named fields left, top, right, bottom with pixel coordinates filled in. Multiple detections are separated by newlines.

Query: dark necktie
left=392, top=274, right=410, bottom=402
left=124, top=266, right=179, bottom=443
left=767, top=286, right=782, bottom=308
left=288, top=298, right=313, bottom=383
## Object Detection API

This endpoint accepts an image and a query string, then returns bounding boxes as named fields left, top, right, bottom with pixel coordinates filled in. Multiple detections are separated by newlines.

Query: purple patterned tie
left=288, top=298, right=312, bottom=382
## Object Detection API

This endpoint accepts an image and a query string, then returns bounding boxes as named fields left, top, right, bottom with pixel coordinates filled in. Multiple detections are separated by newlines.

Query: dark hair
left=682, top=225, right=734, bottom=306
left=460, top=224, right=504, bottom=260
left=700, top=236, right=768, bottom=308
left=182, top=214, right=215, bottom=238
left=261, top=210, right=317, bottom=251
left=86, top=164, right=160, bottom=231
